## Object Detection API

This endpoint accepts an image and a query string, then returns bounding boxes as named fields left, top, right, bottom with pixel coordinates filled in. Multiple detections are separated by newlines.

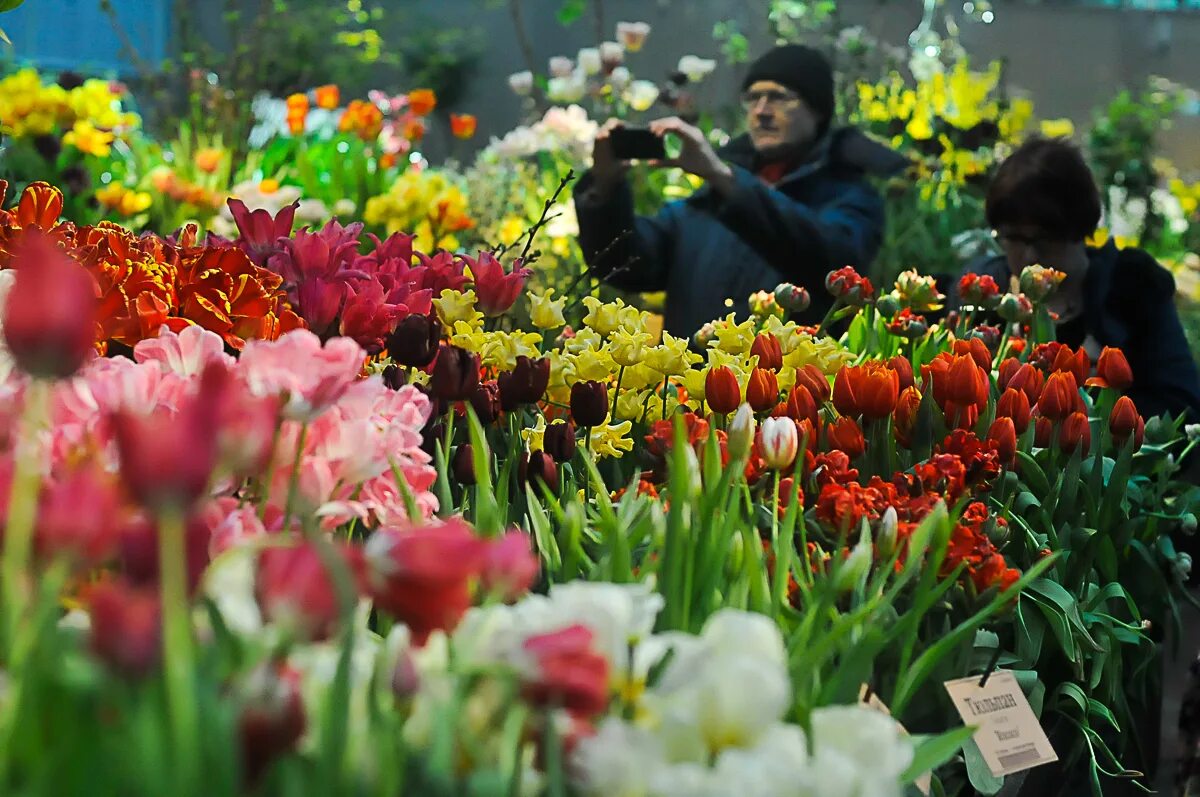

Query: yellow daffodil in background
left=582, top=296, right=645, bottom=337
left=498, top=216, right=526, bottom=245
left=95, top=183, right=152, bottom=216
left=610, top=327, right=653, bottom=367
left=1040, top=118, right=1075, bottom=139
left=62, top=120, right=115, bottom=157
left=529, top=289, right=567, bottom=330
left=1170, top=178, right=1200, bottom=217
left=562, top=327, right=605, bottom=355
left=0, top=69, right=138, bottom=141
left=616, top=388, right=651, bottom=422
left=589, top=421, right=634, bottom=459
left=682, top=368, right=708, bottom=405
left=642, top=331, right=700, bottom=376
left=364, top=169, right=474, bottom=250
left=434, top=289, right=483, bottom=327
left=783, top=335, right=854, bottom=375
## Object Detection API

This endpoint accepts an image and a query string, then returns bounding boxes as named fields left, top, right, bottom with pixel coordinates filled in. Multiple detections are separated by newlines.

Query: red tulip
left=1109, top=395, right=1145, bottom=450
left=86, top=579, right=161, bottom=677
left=523, top=450, right=560, bottom=494
left=498, top=355, right=551, bottom=409
left=958, top=273, right=1001, bottom=307
left=256, top=542, right=361, bottom=642
left=363, top=519, right=489, bottom=645
left=463, top=250, right=532, bottom=317
left=784, top=385, right=819, bottom=428
left=1037, top=371, right=1078, bottom=422
left=452, top=443, right=477, bottom=485
left=944, top=354, right=989, bottom=408
left=449, top=113, right=478, bottom=139
left=987, top=416, right=1018, bottom=465
left=704, top=366, right=741, bottom=414
left=521, top=624, right=610, bottom=717
left=431, top=344, right=481, bottom=401
left=825, top=266, right=875, bottom=305
left=832, top=361, right=900, bottom=420
left=113, top=363, right=223, bottom=511
left=1006, top=363, right=1045, bottom=405
left=34, top=464, right=121, bottom=566
left=569, top=380, right=609, bottom=427
left=997, top=357, right=1022, bottom=392
left=996, top=388, right=1032, bottom=434
left=116, top=514, right=214, bottom=596
left=1051, top=345, right=1090, bottom=388
left=237, top=662, right=306, bottom=788
left=481, top=530, right=540, bottom=602
left=746, top=367, right=780, bottom=413
left=1087, top=347, right=1134, bottom=391
left=1033, top=415, right=1053, bottom=448
left=1058, top=411, right=1091, bottom=456
left=826, top=416, right=866, bottom=459
left=469, top=380, right=503, bottom=424
left=387, top=312, right=442, bottom=368
left=953, top=337, right=992, bottom=372
left=4, top=238, right=97, bottom=379
left=750, top=332, right=783, bottom=371
left=893, top=386, right=922, bottom=448
left=889, top=355, right=915, bottom=392
left=544, top=420, right=578, bottom=464
left=795, top=364, right=831, bottom=402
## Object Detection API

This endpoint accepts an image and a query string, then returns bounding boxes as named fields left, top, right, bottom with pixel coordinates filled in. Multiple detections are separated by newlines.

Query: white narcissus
left=625, top=80, right=660, bottom=112
left=572, top=717, right=665, bottom=797
left=577, top=48, right=602, bottom=76
left=677, top=55, right=717, bottom=82
left=508, top=70, right=534, bottom=95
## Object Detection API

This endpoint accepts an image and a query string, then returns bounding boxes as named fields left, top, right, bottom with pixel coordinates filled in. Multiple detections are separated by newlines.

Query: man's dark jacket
left=573, top=128, right=907, bottom=337
left=959, top=241, right=1200, bottom=421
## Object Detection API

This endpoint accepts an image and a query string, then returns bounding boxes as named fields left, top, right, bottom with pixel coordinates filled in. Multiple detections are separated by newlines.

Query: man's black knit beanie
left=741, top=44, right=835, bottom=133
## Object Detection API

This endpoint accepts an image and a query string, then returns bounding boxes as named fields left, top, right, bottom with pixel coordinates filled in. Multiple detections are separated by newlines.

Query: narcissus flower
left=588, top=421, right=634, bottom=459
left=1087, top=347, right=1134, bottom=391
left=833, top=361, right=900, bottom=421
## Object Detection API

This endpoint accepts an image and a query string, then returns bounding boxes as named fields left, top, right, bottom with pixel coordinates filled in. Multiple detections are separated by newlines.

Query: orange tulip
left=1033, top=415, right=1052, bottom=448
left=1037, top=371, right=1078, bottom=421
left=893, top=386, right=922, bottom=448
left=997, top=357, right=1021, bottom=392
left=1109, top=395, right=1145, bottom=450
left=1087, top=347, right=1134, bottom=391
left=795, top=364, right=831, bottom=402
left=449, top=113, right=477, bottom=139
left=1006, top=363, right=1045, bottom=405
left=1058, top=411, right=1091, bottom=456
left=996, top=388, right=1032, bottom=434
left=746, top=367, right=779, bottom=413
left=1051, top=345, right=1090, bottom=387
left=408, top=88, right=437, bottom=116
left=987, top=416, right=1018, bottom=465
left=826, top=416, right=865, bottom=459
left=953, top=337, right=992, bottom=372
left=750, top=332, right=784, bottom=372
left=888, top=354, right=915, bottom=392
left=314, top=84, right=340, bottom=110
left=784, top=385, right=819, bottom=428
left=832, top=361, right=899, bottom=421
left=704, top=366, right=741, bottom=414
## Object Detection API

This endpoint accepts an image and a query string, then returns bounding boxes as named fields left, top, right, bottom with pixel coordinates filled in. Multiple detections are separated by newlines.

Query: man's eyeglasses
left=740, top=89, right=802, bottom=111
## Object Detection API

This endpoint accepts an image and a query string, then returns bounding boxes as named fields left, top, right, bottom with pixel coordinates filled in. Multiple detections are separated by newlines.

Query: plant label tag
left=858, top=685, right=932, bottom=795
left=943, top=670, right=1058, bottom=777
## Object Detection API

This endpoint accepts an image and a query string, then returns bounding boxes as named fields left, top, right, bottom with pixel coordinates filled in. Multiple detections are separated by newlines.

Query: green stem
left=3, top=378, right=48, bottom=653
left=158, top=504, right=199, bottom=794
left=610, top=366, right=625, bottom=424
left=280, top=423, right=311, bottom=532
left=255, top=414, right=284, bottom=521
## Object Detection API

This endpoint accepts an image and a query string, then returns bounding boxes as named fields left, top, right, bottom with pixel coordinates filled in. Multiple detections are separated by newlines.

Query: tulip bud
left=523, top=450, right=560, bottom=494
left=785, top=385, right=819, bottom=427
left=893, top=386, right=922, bottom=448
left=877, top=506, right=898, bottom=560
left=544, top=420, right=578, bottom=464
left=888, top=355, right=915, bottom=392
left=997, top=293, right=1034, bottom=324
left=833, top=522, right=873, bottom=593
left=704, top=365, right=741, bottom=415
left=774, top=282, right=811, bottom=312
left=570, top=380, right=609, bottom=427
left=750, top=333, right=784, bottom=372
left=825, top=266, right=874, bottom=305
left=760, top=417, right=799, bottom=470
left=431, top=344, right=481, bottom=401
left=386, top=313, right=442, bottom=368
left=4, top=245, right=97, bottom=380
left=469, top=380, right=502, bottom=424
left=987, top=416, right=1018, bottom=465
left=727, top=403, right=756, bottom=460
left=498, top=356, right=551, bottom=410
left=1058, top=411, right=1091, bottom=456
left=826, top=416, right=865, bottom=459
left=746, top=367, right=779, bottom=412
left=1087, top=347, right=1134, bottom=391
left=392, top=649, right=420, bottom=700
left=996, top=388, right=1032, bottom=434
left=874, top=293, right=901, bottom=318
left=958, top=273, right=1001, bottom=309
left=795, top=364, right=831, bottom=402
left=833, top=361, right=900, bottom=421
left=1033, top=415, right=1052, bottom=448
left=452, top=444, right=477, bottom=485
left=1145, top=415, right=1173, bottom=446
left=1109, top=395, right=1144, bottom=451
left=381, top=364, right=408, bottom=390
left=1175, top=552, right=1193, bottom=582
left=86, top=579, right=161, bottom=677
left=1007, top=362, right=1045, bottom=405
left=256, top=542, right=355, bottom=642
left=1019, top=265, right=1067, bottom=301
left=997, top=357, right=1021, bottom=392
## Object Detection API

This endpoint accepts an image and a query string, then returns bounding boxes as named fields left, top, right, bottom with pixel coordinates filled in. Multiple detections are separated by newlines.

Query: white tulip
left=599, top=40, right=625, bottom=67
left=760, top=416, right=799, bottom=470
left=616, top=21, right=651, bottom=52
left=508, top=70, right=534, bottom=95
left=677, top=55, right=717, bottom=82
left=624, top=80, right=660, bottom=112
left=577, top=47, right=602, bottom=76
left=548, top=55, right=574, bottom=78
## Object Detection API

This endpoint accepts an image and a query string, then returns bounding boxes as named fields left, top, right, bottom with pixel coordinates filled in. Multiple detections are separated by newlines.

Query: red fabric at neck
left=757, top=160, right=791, bottom=185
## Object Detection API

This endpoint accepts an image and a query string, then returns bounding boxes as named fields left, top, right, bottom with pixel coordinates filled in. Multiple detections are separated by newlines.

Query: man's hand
left=647, top=116, right=735, bottom=195
left=590, top=118, right=631, bottom=199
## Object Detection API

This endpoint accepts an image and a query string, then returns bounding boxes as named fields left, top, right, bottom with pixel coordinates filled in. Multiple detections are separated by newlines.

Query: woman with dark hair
left=960, top=136, right=1200, bottom=421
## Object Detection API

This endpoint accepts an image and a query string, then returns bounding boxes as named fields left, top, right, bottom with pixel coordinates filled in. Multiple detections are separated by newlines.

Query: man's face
left=995, top=224, right=1080, bottom=278
left=742, top=80, right=821, bottom=159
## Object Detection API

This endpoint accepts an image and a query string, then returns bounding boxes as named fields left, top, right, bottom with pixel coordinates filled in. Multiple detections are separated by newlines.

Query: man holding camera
left=574, top=44, right=904, bottom=338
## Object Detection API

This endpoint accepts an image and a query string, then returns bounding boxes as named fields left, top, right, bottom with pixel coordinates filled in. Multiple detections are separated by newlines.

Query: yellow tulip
left=644, top=331, right=700, bottom=376
left=529, top=289, right=567, bottom=330
left=572, top=348, right=617, bottom=382
left=609, top=328, right=653, bottom=367
left=434, top=289, right=482, bottom=326
left=589, top=421, right=634, bottom=459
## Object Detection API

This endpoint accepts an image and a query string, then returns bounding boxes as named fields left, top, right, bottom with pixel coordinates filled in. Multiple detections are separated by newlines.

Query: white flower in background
left=609, top=65, right=632, bottom=90
left=707, top=725, right=810, bottom=797
left=616, top=21, right=651, bottom=52
left=573, top=717, right=666, bottom=796
left=547, top=71, right=588, bottom=103
left=222, top=179, right=303, bottom=221
left=548, top=55, right=575, bottom=78
left=296, top=198, right=331, bottom=225
left=332, top=198, right=356, bottom=217
left=599, top=41, right=625, bottom=67
left=1153, top=186, right=1189, bottom=235
left=677, top=55, right=717, bottom=82
left=798, top=705, right=914, bottom=797
left=577, top=47, right=602, bottom=76
left=508, top=70, right=534, bottom=96
left=544, top=201, right=579, bottom=238
left=202, top=544, right=262, bottom=637
left=1104, top=186, right=1146, bottom=241
left=488, top=125, right=540, bottom=159
left=624, top=80, right=660, bottom=112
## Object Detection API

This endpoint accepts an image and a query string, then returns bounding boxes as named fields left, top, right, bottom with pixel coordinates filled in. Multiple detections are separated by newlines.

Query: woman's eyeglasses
left=740, top=89, right=802, bottom=111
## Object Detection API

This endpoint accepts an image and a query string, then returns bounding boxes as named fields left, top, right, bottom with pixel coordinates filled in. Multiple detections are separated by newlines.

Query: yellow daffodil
left=644, top=331, right=700, bottom=376
left=529, top=289, right=567, bottom=330
left=782, top=335, right=854, bottom=374
left=434, top=289, right=482, bottom=327
left=616, top=388, right=652, bottom=422
left=682, top=368, right=708, bottom=405
left=498, top=216, right=526, bottom=244
left=479, top=330, right=543, bottom=371
left=571, top=348, right=617, bottom=383
left=582, top=296, right=645, bottom=337
left=620, top=363, right=665, bottom=392
left=610, top=328, right=653, bottom=367
left=62, top=120, right=115, bottom=157
left=521, top=415, right=547, bottom=451
left=589, top=421, right=634, bottom=459
left=708, top=314, right=756, bottom=355
left=562, top=327, right=605, bottom=355
left=1039, top=118, right=1074, bottom=139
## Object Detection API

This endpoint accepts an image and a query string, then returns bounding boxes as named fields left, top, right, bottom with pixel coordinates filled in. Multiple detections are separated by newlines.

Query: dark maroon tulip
left=237, top=662, right=306, bottom=788
left=431, top=344, right=480, bottom=401
left=498, top=356, right=550, bottom=410
left=569, top=380, right=609, bottom=427
left=469, top=380, right=502, bottom=424
left=452, top=444, right=477, bottom=485
left=521, top=450, right=560, bottom=493
left=386, top=313, right=442, bottom=368
left=544, top=420, right=578, bottom=464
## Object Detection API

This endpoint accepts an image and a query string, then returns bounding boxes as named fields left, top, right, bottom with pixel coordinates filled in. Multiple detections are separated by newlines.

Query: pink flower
left=256, top=541, right=362, bottom=642
left=134, top=324, right=235, bottom=377
left=521, top=625, right=610, bottom=717
left=482, top=530, right=540, bottom=601
left=413, top=250, right=471, bottom=295
left=226, top=198, right=298, bottom=267
left=461, top=251, right=531, bottom=316
left=203, top=498, right=271, bottom=557
left=240, top=330, right=364, bottom=420
left=117, top=513, right=214, bottom=595
left=87, top=579, right=161, bottom=677
left=35, top=464, right=122, bottom=566
left=269, top=220, right=364, bottom=286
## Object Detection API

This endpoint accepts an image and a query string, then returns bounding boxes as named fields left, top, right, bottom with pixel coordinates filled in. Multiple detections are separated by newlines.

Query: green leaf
left=555, top=0, right=585, bottom=25
left=902, top=727, right=977, bottom=785
left=1016, top=451, right=1050, bottom=495
left=964, top=737, right=1005, bottom=794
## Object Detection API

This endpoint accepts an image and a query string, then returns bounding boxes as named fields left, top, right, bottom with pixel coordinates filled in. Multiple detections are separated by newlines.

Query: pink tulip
left=521, top=624, right=610, bottom=717
left=481, top=530, right=540, bottom=601
left=240, top=330, right=364, bottom=420
left=86, top=579, right=162, bottom=677
left=226, top=198, right=298, bottom=267
left=256, top=541, right=362, bottom=642
left=462, top=250, right=532, bottom=317
left=133, top=324, right=235, bottom=377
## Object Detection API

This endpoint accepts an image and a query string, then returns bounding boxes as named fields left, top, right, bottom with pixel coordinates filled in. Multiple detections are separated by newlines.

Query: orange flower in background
left=286, top=93, right=309, bottom=135
left=832, top=361, right=899, bottom=421
left=314, top=84, right=340, bottom=110
left=449, top=113, right=477, bottom=140
left=194, top=147, right=223, bottom=174
left=339, top=100, right=384, bottom=141
left=746, top=367, right=779, bottom=412
left=1087, top=347, right=1134, bottom=391
left=379, top=152, right=398, bottom=169
left=403, top=118, right=426, bottom=142
left=408, top=88, right=437, bottom=116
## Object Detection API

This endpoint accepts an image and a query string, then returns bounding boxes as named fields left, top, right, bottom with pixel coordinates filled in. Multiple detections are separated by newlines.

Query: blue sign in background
left=2, top=0, right=169, bottom=76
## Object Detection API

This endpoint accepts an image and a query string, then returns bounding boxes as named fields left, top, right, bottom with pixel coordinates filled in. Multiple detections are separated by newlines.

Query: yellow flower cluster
left=0, top=68, right=139, bottom=142
left=1170, top=177, right=1200, bottom=218
left=95, top=182, right=152, bottom=217
left=363, top=169, right=474, bottom=253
